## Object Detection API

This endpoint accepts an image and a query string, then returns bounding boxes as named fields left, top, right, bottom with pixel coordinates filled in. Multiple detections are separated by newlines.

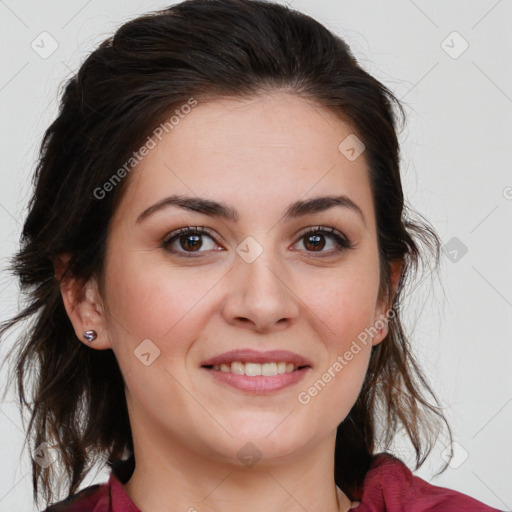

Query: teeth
left=211, top=361, right=298, bottom=376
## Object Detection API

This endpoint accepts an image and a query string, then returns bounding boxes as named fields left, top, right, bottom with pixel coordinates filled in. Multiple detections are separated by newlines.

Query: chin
left=216, top=421, right=311, bottom=463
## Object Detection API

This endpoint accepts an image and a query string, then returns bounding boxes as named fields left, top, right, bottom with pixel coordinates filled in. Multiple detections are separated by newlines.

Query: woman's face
left=83, top=92, right=395, bottom=465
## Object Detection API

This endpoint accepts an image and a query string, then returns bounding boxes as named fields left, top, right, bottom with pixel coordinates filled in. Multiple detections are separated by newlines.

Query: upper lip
left=200, top=349, right=312, bottom=367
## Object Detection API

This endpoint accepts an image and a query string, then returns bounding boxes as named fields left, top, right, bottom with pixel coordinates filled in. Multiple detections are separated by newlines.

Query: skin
left=60, top=92, right=402, bottom=512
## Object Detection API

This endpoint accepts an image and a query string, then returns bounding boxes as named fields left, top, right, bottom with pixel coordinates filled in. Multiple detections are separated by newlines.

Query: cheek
left=301, top=264, right=380, bottom=347
left=103, top=254, right=220, bottom=381
left=105, top=253, right=207, bottom=336
left=295, top=264, right=378, bottom=410
left=103, top=258, right=214, bottom=406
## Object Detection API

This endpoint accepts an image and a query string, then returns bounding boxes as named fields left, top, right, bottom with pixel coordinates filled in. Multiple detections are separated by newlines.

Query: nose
left=221, top=248, right=299, bottom=333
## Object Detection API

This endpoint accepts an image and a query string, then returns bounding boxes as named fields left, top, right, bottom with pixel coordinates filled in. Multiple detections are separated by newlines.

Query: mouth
left=201, top=361, right=310, bottom=376
left=200, top=348, right=313, bottom=370
left=200, top=349, right=313, bottom=393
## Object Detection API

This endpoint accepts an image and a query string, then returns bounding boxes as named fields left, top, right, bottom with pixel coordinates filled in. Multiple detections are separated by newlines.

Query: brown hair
left=0, top=0, right=453, bottom=508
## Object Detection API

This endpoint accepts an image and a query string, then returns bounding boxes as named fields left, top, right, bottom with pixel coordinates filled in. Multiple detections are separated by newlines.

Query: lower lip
left=202, top=367, right=311, bottom=393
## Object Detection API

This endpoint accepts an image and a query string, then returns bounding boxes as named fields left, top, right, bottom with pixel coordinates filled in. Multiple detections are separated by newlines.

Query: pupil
left=306, top=234, right=324, bottom=251
left=181, top=234, right=201, bottom=251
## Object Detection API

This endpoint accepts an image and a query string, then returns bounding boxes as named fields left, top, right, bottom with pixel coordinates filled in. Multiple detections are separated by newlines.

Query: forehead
left=113, top=92, right=375, bottom=229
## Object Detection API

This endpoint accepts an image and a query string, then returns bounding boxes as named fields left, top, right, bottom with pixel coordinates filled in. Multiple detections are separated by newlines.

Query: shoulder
left=41, top=482, right=110, bottom=512
left=355, top=452, right=503, bottom=512
left=41, top=455, right=139, bottom=512
left=41, top=463, right=140, bottom=512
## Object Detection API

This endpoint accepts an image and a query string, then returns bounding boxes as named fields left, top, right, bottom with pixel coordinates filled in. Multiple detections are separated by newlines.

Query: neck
left=123, top=417, right=355, bottom=512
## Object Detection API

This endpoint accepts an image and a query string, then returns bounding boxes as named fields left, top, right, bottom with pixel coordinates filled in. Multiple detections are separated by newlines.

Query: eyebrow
left=136, top=194, right=366, bottom=227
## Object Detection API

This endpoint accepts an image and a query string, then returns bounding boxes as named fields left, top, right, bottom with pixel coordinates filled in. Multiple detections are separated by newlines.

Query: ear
left=371, top=259, right=403, bottom=347
left=56, top=253, right=112, bottom=350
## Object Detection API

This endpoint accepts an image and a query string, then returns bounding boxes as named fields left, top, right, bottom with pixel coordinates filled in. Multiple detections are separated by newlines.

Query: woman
left=0, top=0, right=503, bottom=511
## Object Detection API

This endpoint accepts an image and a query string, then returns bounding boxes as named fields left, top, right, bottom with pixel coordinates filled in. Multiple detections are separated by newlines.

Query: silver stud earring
left=83, top=330, right=97, bottom=342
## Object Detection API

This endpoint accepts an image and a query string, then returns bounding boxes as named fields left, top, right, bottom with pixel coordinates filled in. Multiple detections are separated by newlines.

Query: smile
left=202, top=361, right=309, bottom=376
left=201, top=364, right=311, bottom=393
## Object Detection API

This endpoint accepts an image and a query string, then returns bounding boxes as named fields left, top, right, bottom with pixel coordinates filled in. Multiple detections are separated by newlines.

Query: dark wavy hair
left=0, top=0, right=453, bottom=508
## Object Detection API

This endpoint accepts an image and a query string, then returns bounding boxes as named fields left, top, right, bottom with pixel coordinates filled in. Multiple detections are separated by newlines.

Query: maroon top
left=43, top=452, right=504, bottom=511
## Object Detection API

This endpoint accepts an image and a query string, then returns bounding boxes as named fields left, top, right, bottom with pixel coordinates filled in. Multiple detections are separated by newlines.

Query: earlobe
left=56, top=254, right=111, bottom=350
left=370, top=317, right=389, bottom=347
left=371, top=259, right=403, bottom=347
left=382, top=259, right=403, bottom=314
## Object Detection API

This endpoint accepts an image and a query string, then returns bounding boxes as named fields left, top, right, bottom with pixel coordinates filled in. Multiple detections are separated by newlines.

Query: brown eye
left=303, top=233, right=326, bottom=251
left=162, top=227, right=221, bottom=257
left=178, top=233, right=202, bottom=252
left=296, top=227, right=353, bottom=255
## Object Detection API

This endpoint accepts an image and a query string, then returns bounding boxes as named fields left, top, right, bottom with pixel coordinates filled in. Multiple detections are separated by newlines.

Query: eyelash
left=161, top=225, right=354, bottom=258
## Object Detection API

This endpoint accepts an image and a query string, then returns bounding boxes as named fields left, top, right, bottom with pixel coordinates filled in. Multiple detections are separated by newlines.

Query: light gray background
left=0, top=1, right=511, bottom=510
